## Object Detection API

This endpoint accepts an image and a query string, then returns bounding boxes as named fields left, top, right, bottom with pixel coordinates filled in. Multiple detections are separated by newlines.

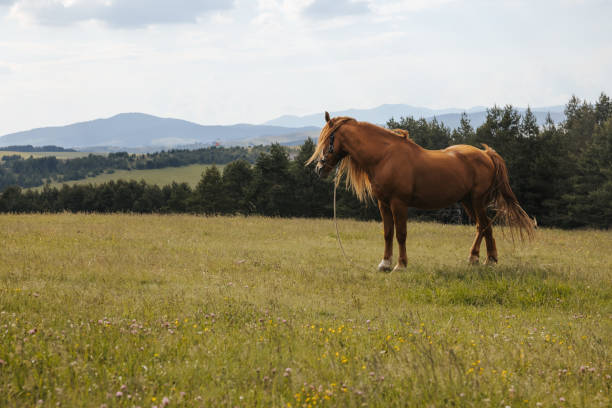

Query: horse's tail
left=482, top=144, right=535, bottom=241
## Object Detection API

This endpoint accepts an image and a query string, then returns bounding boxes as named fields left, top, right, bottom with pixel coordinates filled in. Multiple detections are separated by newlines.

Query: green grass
left=0, top=214, right=610, bottom=407
left=35, top=164, right=222, bottom=189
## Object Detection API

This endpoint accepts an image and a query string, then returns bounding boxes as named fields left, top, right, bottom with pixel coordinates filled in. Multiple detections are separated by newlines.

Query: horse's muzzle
left=315, top=163, right=322, bottom=177
left=315, top=163, right=331, bottom=179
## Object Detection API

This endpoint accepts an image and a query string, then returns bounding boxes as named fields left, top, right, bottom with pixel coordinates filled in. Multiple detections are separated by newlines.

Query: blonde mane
left=336, top=155, right=373, bottom=202
left=306, top=116, right=374, bottom=202
left=306, top=117, right=355, bottom=166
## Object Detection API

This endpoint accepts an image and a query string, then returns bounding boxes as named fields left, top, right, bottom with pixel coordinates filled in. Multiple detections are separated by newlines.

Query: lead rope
left=333, top=180, right=371, bottom=271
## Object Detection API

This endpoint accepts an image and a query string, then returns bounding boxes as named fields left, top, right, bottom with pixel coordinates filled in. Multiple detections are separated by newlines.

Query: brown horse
left=307, top=112, right=534, bottom=271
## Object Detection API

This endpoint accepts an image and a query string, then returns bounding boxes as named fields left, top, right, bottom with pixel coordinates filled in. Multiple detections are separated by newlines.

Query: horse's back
left=443, top=144, right=494, bottom=171
left=442, top=144, right=497, bottom=197
left=415, top=144, right=492, bottom=174
left=393, top=144, right=488, bottom=209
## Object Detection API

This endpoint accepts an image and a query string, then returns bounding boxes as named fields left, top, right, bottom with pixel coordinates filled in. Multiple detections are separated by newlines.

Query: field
left=0, top=214, right=610, bottom=407
left=35, top=164, right=221, bottom=190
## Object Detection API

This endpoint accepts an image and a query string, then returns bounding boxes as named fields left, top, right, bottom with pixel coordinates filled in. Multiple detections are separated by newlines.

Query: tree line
left=0, top=142, right=381, bottom=220
left=0, top=145, right=76, bottom=152
left=0, top=145, right=271, bottom=191
left=1, top=93, right=610, bottom=229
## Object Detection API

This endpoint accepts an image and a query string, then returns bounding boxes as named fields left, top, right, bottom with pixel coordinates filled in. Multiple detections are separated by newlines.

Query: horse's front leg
left=391, top=200, right=408, bottom=271
left=377, top=200, right=394, bottom=272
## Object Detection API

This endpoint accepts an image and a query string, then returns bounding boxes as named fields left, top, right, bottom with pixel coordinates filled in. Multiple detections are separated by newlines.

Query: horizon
left=1, top=0, right=610, bottom=135
left=0, top=102, right=570, bottom=136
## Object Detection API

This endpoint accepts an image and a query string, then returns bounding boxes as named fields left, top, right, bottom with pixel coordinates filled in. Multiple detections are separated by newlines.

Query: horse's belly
left=408, top=190, right=465, bottom=210
left=406, top=170, right=471, bottom=209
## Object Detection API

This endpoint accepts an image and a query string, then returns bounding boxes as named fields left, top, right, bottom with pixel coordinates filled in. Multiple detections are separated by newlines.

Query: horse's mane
left=307, top=117, right=416, bottom=203
left=306, top=117, right=355, bottom=166
left=337, top=153, right=373, bottom=202
left=306, top=116, right=373, bottom=202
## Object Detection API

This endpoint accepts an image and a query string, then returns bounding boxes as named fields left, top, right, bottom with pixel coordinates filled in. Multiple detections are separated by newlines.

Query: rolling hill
left=0, top=113, right=320, bottom=151
left=0, top=105, right=567, bottom=152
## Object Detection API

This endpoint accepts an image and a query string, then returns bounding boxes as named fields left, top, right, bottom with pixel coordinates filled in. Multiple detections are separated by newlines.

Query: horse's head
left=307, top=112, right=350, bottom=179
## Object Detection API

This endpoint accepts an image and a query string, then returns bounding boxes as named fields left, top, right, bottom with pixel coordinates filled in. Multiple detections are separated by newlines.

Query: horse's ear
left=325, top=111, right=331, bottom=123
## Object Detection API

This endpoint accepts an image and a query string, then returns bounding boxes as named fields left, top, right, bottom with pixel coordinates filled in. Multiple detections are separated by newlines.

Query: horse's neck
left=340, top=124, right=415, bottom=168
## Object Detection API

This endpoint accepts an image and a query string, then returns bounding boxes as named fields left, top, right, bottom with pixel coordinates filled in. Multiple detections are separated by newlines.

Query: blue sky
left=0, top=0, right=610, bottom=134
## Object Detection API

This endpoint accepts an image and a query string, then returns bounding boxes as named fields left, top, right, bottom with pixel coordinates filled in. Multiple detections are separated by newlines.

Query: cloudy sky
left=0, top=0, right=610, bottom=134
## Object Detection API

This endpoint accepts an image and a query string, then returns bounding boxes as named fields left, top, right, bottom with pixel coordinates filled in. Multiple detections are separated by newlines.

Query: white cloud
left=0, top=0, right=610, bottom=135
left=9, top=0, right=235, bottom=27
left=302, top=0, right=370, bottom=18
left=368, top=0, right=456, bottom=15
left=0, top=63, right=15, bottom=74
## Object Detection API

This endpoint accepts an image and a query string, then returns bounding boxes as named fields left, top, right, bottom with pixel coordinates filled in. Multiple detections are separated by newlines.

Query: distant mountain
left=0, top=113, right=320, bottom=151
left=264, top=104, right=566, bottom=129
left=265, top=104, right=466, bottom=127
left=0, top=105, right=569, bottom=152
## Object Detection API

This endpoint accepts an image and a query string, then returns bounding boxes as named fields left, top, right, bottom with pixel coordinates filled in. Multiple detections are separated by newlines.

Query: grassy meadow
left=34, top=164, right=221, bottom=190
left=0, top=214, right=610, bottom=407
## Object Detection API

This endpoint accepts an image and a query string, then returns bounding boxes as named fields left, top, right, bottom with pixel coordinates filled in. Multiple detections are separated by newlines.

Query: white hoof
left=378, top=259, right=392, bottom=272
left=392, top=264, right=407, bottom=272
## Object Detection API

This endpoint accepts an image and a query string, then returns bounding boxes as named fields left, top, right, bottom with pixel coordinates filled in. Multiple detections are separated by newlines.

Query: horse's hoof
left=392, top=264, right=407, bottom=272
left=378, top=259, right=392, bottom=272
left=485, top=256, right=498, bottom=265
left=468, top=255, right=479, bottom=265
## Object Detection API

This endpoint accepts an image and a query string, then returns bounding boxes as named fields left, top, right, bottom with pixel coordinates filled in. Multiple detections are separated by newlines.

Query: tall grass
left=33, top=164, right=222, bottom=190
left=0, top=214, right=610, bottom=407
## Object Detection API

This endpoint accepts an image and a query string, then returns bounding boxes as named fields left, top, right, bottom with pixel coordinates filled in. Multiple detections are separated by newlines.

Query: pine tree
left=520, top=107, right=539, bottom=138
left=564, top=95, right=597, bottom=152
left=566, top=117, right=612, bottom=227
left=163, top=182, right=192, bottom=213
left=222, top=160, right=254, bottom=214
left=595, top=92, right=612, bottom=126
left=249, top=144, right=293, bottom=216
left=194, top=165, right=225, bottom=215
left=451, top=112, right=474, bottom=145
left=543, top=113, right=556, bottom=131
left=290, top=138, right=332, bottom=217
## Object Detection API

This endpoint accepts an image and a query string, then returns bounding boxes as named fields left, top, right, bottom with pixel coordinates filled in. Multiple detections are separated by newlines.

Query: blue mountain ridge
left=0, top=105, right=567, bottom=151
left=264, top=104, right=565, bottom=128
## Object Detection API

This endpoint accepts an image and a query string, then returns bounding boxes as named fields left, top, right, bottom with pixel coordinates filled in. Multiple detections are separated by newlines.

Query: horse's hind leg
left=468, top=228, right=485, bottom=265
left=483, top=224, right=498, bottom=265
left=377, top=200, right=394, bottom=271
left=472, top=200, right=498, bottom=265
left=463, top=200, right=483, bottom=264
